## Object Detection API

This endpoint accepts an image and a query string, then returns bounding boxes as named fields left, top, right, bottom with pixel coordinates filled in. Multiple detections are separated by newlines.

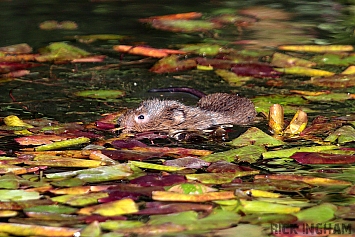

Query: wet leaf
left=231, top=63, right=282, bottom=78
left=202, top=145, right=266, bottom=163
left=311, top=74, right=355, bottom=88
left=113, top=45, right=186, bottom=58
left=39, top=20, right=78, bottom=30
left=252, top=95, right=309, bottom=114
left=291, top=152, right=355, bottom=164
left=295, top=203, right=336, bottom=223
left=206, top=161, right=243, bottom=173
left=75, top=90, right=125, bottom=99
left=228, top=127, right=284, bottom=147
left=240, top=200, right=300, bottom=214
left=0, top=190, right=40, bottom=201
left=129, top=174, right=186, bottom=187
left=137, top=202, right=213, bottom=215
left=215, top=69, right=252, bottom=86
left=149, top=19, right=221, bottom=33
left=24, top=205, right=77, bottom=214
left=150, top=55, right=197, bottom=73
left=278, top=45, right=354, bottom=52
left=312, top=53, right=355, bottom=66
left=129, top=160, right=185, bottom=171
left=140, top=12, right=202, bottom=22
left=186, top=171, right=259, bottom=184
left=35, top=137, right=90, bottom=151
left=35, top=42, right=90, bottom=62
left=324, top=125, right=355, bottom=144
left=4, top=115, right=33, bottom=128
left=262, top=145, right=338, bottom=159
left=167, top=183, right=217, bottom=194
left=100, top=220, right=144, bottom=231
left=303, top=93, right=355, bottom=101
left=46, top=164, right=133, bottom=183
left=164, top=157, right=210, bottom=168
left=271, top=52, right=316, bottom=68
left=78, top=198, right=138, bottom=216
left=152, top=191, right=235, bottom=202
left=255, top=174, right=351, bottom=186
left=0, top=223, right=80, bottom=236
left=275, top=66, right=335, bottom=77
left=52, top=192, right=109, bottom=206
left=0, top=43, right=32, bottom=54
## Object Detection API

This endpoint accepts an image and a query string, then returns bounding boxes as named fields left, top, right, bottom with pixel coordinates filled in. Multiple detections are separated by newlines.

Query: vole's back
left=197, top=93, right=256, bottom=124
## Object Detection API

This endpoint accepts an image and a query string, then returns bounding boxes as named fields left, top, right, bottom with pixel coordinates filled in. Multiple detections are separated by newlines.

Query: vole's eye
left=138, top=115, right=144, bottom=120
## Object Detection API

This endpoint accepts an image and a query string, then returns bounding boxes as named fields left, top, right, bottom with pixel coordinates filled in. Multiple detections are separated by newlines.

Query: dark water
left=0, top=0, right=351, bottom=122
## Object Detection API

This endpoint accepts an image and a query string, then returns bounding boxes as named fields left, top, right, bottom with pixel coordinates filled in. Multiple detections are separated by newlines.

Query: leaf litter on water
left=2, top=5, right=355, bottom=237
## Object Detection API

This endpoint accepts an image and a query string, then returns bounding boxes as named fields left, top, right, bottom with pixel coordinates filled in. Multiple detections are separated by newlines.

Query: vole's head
left=118, top=99, right=186, bottom=132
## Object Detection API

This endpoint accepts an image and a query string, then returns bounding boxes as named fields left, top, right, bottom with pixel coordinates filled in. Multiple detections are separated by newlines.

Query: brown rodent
left=117, top=88, right=256, bottom=133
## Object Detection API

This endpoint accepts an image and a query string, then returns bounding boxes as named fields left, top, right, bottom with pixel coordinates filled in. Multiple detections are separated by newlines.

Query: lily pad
left=228, top=127, right=284, bottom=147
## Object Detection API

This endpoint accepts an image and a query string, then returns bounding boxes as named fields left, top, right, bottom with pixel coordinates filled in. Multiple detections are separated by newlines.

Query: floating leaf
left=231, top=63, right=282, bottom=78
left=140, top=12, right=202, bottom=22
left=150, top=55, right=197, bottom=73
left=303, top=93, right=355, bottom=102
left=113, top=45, right=186, bottom=58
left=152, top=191, right=235, bottom=202
left=312, top=53, right=355, bottom=66
left=149, top=19, right=221, bottom=33
left=164, top=157, right=210, bottom=168
left=129, top=161, right=185, bottom=171
left=0, top=223, right=80, bottom=237
left=255, top=174, right=351, bottom=186
left=252, top=95, right=309, bottom=114
left=240, top=200, right=300, bottom=214
left=0, top=190, right=40, bottom=201
left=100, top=220, right=144, bottom=231
left=186, top=171, right=259, bottom=184
left=278, top=45, right=354, bottom=52
left=52, top=192, right=109, bottom=206
left=215, top=69, right=252, bottom=86
left=138, top=202, right=212, bottom=215
left=39, top=20, right=78, bottom=30
left=201, top=146, right=265, bottom=163
left=0, top=43, right=32, bottom=54
left=262, top=145, right=338, bottom=159
left=295, top=203, right=336, bottom=223
left=228, top=127, right=284, bottom=147
left=311, top=74, right=355, bottom=88
left=75, top=90, right=125, bottom=99
left=35, top=137, right=90, bottom=151
left=324, top=125, right=355, bottom=144
left=271, top=52, right=316, bottom=68
left=4, top=115, right=33, bottom=128
left=78, top=198, right=138, bottom=216
left=129, top=174, right=186, bottom=187
left=35, top=42, right=90, bottom=62
left=167, top=183, right=217, bottom=194
left=291, top=152, right=355, bottom=164
left=275, top=66, right=334, bottom=77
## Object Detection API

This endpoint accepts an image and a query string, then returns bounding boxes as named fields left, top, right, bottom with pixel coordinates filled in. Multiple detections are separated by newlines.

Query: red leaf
left=231, top=63, right=282, bottom=78
left=291, top=152, right=355, bottom=164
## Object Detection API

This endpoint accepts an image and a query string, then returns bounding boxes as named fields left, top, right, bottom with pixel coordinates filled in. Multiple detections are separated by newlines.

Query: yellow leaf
left=3, top=115, right=33, bottom=128
left=243, top=189, right=281, bottom=198
left=78, top=198, right=138, bottom=216
left=278, top=45, right=354, bottom=53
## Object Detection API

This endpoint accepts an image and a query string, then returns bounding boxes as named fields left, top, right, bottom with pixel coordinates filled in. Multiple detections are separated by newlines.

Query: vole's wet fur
left=118, top=92, right=257, bottom=133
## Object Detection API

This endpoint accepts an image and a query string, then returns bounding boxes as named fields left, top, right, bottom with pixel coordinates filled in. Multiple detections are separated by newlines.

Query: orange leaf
left=139, top=12, right=202, bottom=23
left=113, top=45, right=186, bottom=58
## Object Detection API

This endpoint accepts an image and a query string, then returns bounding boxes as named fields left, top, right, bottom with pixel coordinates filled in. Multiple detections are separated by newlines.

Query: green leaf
left=262, top=145, right=338, bottom=159
left=324, top=125, right=355, bottom=144
left=295, top=203, right=336, bottom=223
left=228, top=127, right=284, bottom=147
left=240, top=200, right=300, bottom=214
left=201, top=145, right=266, bottom=163
left=0, top=190, right=40, bottom=201
left=100, top=220, right=144, bottom=231
left=51, top=192, right=109, bottom=206
left=35, top=137, right=90, bottom=151
left=24, top=205, right=77, bottom=214
left=129, top=161, right=185, bottom=171
left=75, top=90, right=125, bottom=99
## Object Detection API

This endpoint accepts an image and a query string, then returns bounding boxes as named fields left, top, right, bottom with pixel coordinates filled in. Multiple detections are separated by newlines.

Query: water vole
left=117, top=88, right=256, bottom=133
